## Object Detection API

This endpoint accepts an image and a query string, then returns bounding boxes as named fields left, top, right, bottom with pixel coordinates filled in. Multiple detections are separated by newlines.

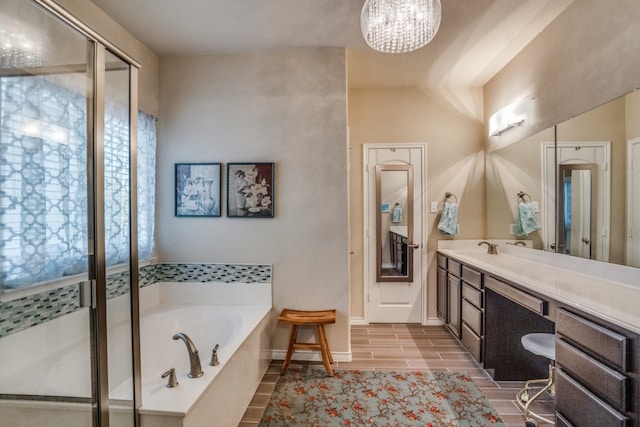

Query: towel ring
left=517, top=191, right=532, bottom=203
left=444, top=192, right=458, bottom=203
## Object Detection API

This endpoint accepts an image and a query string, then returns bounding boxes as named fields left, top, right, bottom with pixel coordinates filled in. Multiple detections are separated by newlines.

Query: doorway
left=363, top=144, right=427, bottom=324
left=543, top=141, right=610, bottom=261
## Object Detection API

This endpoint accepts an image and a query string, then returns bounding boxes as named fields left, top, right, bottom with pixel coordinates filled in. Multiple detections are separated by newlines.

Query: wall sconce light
left=488, top=97, right=533, bottom=137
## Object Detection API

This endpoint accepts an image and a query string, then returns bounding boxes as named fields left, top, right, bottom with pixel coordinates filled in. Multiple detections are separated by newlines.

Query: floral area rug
left=259, top=367, right=506, bottom=427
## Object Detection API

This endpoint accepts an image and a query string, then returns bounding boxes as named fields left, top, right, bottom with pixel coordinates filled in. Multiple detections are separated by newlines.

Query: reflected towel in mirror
left=392, top=204, right=403, bottom=223
left=514, top=202, right=541, bottom=236
left=438, top=202, right=459, bottom=236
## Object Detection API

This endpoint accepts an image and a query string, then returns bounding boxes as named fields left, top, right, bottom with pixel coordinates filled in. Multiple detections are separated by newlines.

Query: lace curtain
left=0, top=74, right=156, bottom=289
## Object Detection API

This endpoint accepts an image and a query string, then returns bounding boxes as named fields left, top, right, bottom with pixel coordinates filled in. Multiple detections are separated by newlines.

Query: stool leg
left=317, top=325, right=334, bottom=377
left=318, top=324, right=333, bottom=363
left=281, top=324, right=298, bottom=375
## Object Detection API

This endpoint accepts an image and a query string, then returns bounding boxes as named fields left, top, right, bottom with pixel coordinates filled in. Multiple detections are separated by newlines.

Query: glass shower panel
left=0, top=1, right=94, bottom=426
left=103, top=50, right=135, bottom=427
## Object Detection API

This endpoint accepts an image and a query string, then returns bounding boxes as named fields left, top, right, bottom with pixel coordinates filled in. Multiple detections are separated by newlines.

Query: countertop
left=438, top=244, right=640, bottom=334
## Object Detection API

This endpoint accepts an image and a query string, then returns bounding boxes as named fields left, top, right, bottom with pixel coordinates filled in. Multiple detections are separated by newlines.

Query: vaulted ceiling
left=91, top=0, right=572, bottom=88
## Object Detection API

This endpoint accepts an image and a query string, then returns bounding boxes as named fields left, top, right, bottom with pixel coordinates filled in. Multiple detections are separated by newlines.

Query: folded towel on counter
left=438, top=202, right=459, bottom=236
left=514, top=201, right=542, bottom=236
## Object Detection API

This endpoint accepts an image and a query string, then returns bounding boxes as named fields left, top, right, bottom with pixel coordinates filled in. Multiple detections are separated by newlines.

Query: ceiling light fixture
left=0, top=14, right=44, bottom=69
left=361, top=0, right=442, bottom=54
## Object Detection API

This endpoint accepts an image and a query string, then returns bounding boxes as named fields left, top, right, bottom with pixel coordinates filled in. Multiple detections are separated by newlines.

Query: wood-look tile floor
left=239, top=324, right=555, bottom=426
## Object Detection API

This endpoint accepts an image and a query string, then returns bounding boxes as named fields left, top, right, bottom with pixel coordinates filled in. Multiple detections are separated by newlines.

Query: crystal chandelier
left=361, top=0, right=442, bottom=54
left=0, top=15, right=44, bottom=69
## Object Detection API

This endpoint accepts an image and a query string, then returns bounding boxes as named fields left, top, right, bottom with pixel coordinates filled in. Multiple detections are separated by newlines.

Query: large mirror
left=487, top=90, right=640, bottom=268
left=375, top=164, right=416, bottom=282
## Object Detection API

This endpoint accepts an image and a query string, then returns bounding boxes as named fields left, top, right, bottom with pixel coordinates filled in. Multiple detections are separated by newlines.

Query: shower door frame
left=33, top=1, right=143, bottom=425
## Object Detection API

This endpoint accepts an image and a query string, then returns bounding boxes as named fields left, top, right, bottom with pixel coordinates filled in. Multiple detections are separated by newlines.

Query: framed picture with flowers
left=227, top=162, right=274, bottom=218
left=175, top=163, right=221, bottom=217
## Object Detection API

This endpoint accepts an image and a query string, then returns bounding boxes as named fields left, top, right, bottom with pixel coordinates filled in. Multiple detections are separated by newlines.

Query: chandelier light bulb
left=361, top=0, right=442, bottom=54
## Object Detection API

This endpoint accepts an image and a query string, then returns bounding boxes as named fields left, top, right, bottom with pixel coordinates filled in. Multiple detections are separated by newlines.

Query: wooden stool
left=278, top=308, right=336, bottom=376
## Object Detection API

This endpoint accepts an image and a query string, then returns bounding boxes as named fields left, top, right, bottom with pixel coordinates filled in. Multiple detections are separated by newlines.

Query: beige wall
left=53, top=0, right=159, bottom=115
left=484, top=0, right=640, bottom=147
left=157, top=49, right=350, bottom=355
left=348, top=87, right=485, bottom=321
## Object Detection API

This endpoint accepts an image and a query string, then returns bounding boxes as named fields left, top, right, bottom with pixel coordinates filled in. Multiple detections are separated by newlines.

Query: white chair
left=516, top=333, right=556, bottom=427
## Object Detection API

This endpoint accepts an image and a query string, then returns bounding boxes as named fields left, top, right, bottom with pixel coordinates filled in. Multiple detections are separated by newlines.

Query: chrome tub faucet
left=172, top=333, right=204, bottom=378
left=478, top=241, right=498, bottom=254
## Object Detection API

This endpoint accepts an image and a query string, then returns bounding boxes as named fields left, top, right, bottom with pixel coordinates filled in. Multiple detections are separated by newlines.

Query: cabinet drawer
left=448, top=259, right=462, bottom=277
left=556, top=339, right=629, bottom=411
left=462, top=265, right=482, bottom=288
left=557, top=309, right=629, bottom=371
left=462, top=282, right=482, bottom=308
left=461, top=323, right=482, bottom=362
left=556, top=368, right=629, bottom=427
left=437, top=253, right=447, bottom=269
left=462, top=299, right=482, bottom=335
left=485, top=276, right=547, bottom=315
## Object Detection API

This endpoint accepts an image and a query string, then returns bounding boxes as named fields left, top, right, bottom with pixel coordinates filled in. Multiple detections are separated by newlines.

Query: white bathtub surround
left=438, top=240, right=640, bottom=333
left=0, top=281, right=272, bottom=427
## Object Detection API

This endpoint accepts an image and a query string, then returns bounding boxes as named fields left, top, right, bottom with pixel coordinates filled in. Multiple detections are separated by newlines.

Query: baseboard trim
left=350, top=317, right=367, bottom=325
left=425, top=317, right=444, bottom=326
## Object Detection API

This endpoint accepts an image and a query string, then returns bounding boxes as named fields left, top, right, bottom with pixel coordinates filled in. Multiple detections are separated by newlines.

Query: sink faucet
left=478, top=241, right=498, bottom=254
left=172, top=333, right=204, bottom=378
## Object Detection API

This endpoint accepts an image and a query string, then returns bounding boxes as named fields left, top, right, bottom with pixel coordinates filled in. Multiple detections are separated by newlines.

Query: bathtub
left=0, top=281, right=272, bottom=427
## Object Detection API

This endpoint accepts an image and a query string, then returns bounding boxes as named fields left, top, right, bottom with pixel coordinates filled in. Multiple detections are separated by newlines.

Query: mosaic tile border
left=0, top=263, right=271, bottom=338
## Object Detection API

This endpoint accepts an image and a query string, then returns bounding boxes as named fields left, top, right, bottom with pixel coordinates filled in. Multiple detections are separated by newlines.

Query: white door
left=364, top=144, right=426, bottom=323
left=543, top=141, right=610, bottom=261
left=628, top=138, right=640, bottom=267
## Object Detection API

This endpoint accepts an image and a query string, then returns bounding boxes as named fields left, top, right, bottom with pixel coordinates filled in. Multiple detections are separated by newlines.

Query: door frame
left=627, top=137, right=640, bottom=266
left=542, top=141, right=610, bottom=261
left=363, top=143, right=428, bottom=324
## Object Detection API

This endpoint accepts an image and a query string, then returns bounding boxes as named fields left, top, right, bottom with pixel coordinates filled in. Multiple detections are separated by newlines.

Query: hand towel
left=514, top=201, right=542, bottom=236
left=392, top=205, right=403, bottom=223
left=438, top=202, right=459, bottom=236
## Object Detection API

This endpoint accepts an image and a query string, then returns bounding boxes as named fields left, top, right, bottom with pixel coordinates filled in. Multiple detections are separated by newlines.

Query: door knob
left=408, top=243, right=420, bottom=249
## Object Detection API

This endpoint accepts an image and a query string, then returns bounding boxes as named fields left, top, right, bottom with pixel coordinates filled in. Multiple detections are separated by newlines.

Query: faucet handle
left=162, top=368, right=179, bottom=388
left=210, top=344, right=220, bottom=366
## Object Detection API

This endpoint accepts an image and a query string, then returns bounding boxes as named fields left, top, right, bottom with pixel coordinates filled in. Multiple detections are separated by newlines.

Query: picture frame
left=175, top=163, right=222, bottom=217
left=227, top=162, right=274, bottom=218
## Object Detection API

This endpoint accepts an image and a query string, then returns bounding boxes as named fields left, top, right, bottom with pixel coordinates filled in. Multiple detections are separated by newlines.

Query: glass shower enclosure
left=0, top=1, right=141, bottom=426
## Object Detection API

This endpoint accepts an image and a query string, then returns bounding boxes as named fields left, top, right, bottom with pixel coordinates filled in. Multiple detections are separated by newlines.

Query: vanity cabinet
left=460, top=265, right=484, bottom=362
left=436, top=254, right=447, bottom=320
left=389, top=231, right=407, bottom=275
left=555, top=308, right=638, bottom=427
left=437, top=253, right=484, bottom=357
left=446, top=259, right=461, bottom=338
left=436, top=248, right=640, bottom=426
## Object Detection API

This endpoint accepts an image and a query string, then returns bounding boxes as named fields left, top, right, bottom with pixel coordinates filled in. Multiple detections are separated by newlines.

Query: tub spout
left=478, top=241, right=498, bottom=254
left=172, top=333, right=204, bottom=378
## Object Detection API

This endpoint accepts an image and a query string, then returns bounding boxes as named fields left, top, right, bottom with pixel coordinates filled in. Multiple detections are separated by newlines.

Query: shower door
left=0, top=1, right=140, bottom=426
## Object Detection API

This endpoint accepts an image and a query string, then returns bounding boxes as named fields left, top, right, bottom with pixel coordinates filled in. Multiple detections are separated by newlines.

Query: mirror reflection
left=376, top=165, right=414, bottom=282
left=487, top=90, right=640, bottom=268
left=558, top=164, right=596, bottom=259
